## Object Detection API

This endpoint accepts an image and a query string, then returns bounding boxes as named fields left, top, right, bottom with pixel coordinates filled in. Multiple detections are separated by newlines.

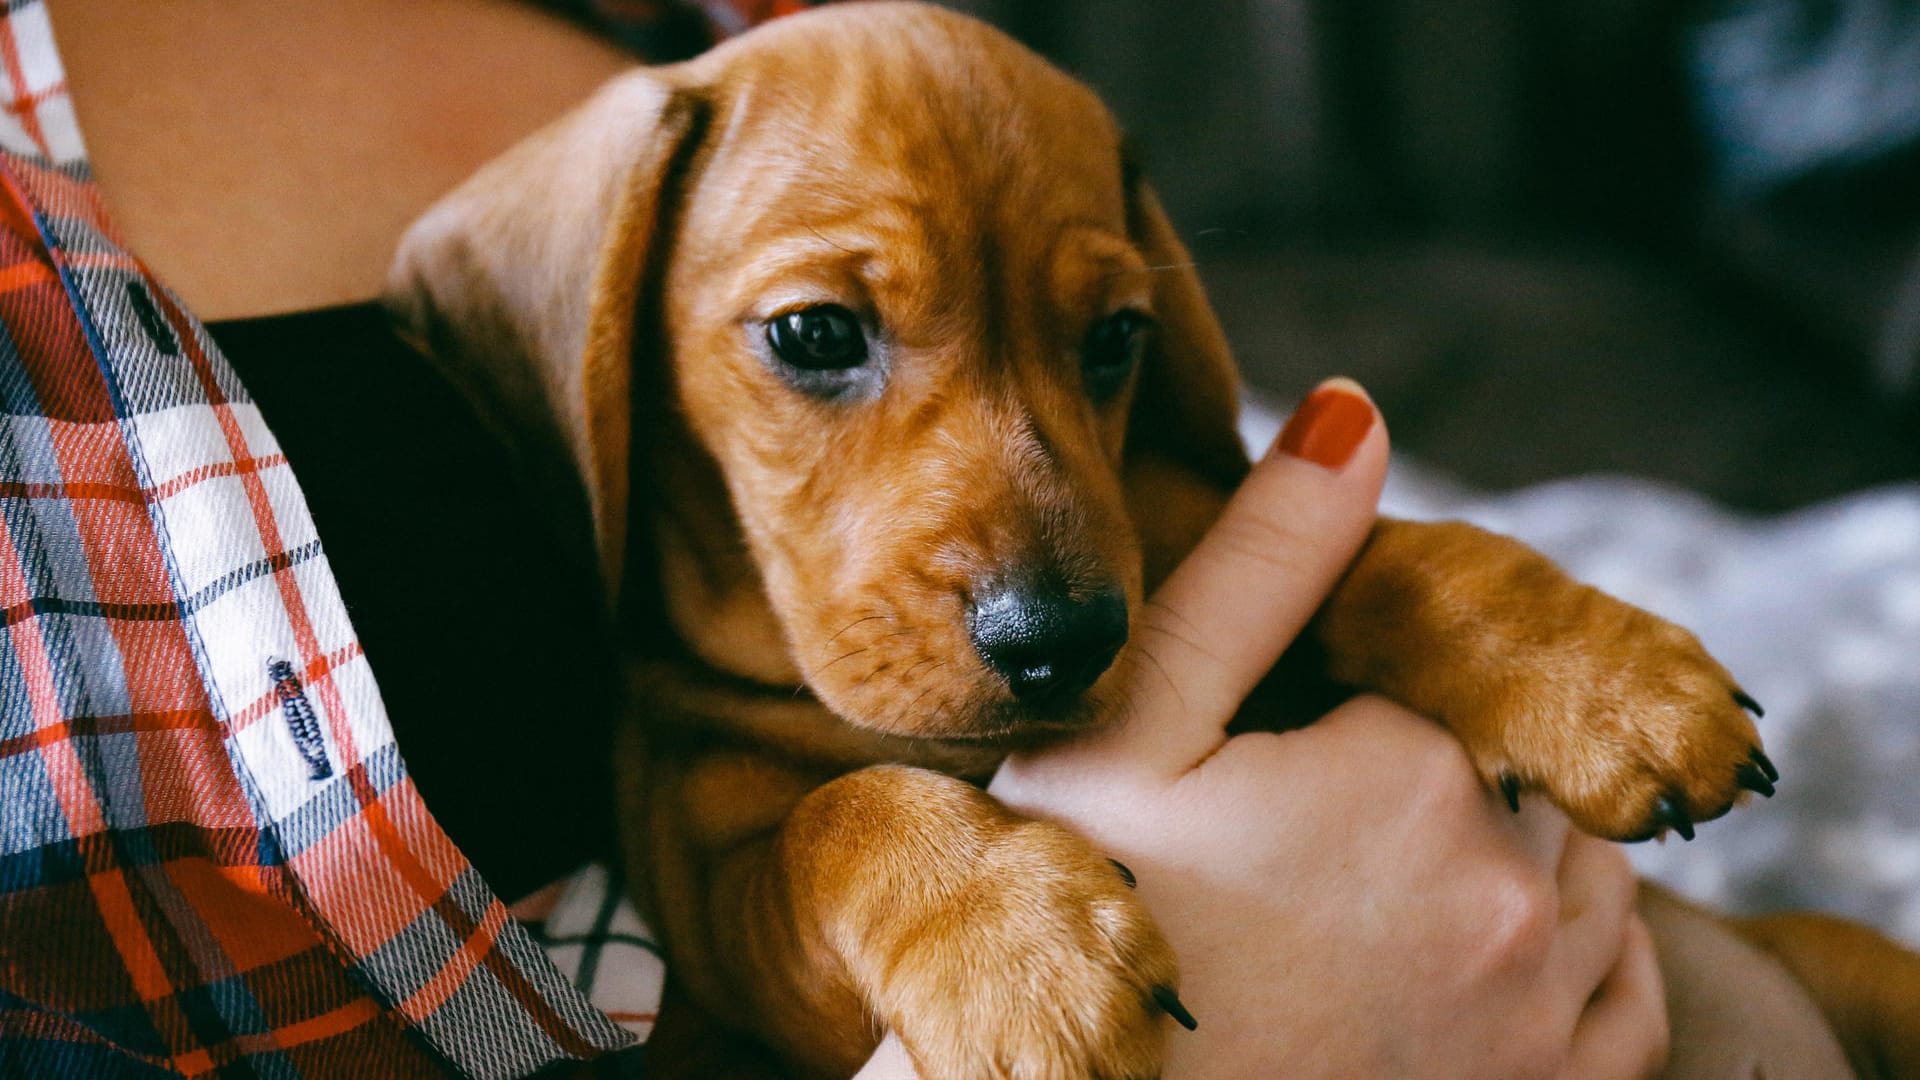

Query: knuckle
left=1472, top=868, right=1558, bottom=975
left=1397, top=734, right=1488, bottom=819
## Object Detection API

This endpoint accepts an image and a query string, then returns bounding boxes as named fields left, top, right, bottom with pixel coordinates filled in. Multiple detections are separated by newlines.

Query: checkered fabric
left=513, top=865, right=665, bottom=1044
left=0, top=1, right=815, bottom=1076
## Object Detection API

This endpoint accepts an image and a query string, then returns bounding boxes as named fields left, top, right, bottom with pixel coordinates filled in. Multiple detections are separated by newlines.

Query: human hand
left=984, top=378, right=1669, bottom=1079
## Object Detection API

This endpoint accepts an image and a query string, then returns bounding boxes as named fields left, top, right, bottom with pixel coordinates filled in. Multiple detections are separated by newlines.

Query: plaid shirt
left=0, top=2, right=805, bottom=1075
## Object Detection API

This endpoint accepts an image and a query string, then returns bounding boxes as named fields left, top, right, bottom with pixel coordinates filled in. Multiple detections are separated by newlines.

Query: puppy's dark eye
left=767, top=305, right=869, bottom=371
left=1081, top=310, right=1152, bottom=400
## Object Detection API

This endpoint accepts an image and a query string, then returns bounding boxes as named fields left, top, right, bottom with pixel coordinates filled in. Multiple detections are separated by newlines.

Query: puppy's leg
left=663, top=761, right=1176, bottom=1080
left=1312, top=518, right=1767, bottom=842
left=1638, top=884, right=1857, bottom=1079
left=1730, top=908, right=1920, bottom=1080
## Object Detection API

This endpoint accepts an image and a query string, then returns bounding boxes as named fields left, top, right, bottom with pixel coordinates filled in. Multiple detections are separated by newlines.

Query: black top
left=207, top=303, right=618, bottom=901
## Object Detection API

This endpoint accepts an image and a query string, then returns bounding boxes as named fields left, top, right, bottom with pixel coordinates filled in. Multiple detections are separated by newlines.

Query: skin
left=50, top=0, right=634, bottom=320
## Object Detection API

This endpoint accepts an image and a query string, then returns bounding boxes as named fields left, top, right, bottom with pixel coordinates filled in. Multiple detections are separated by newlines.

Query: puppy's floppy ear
left=386, top=71, right=706, bottom=596
left=1122, top=167, right=1252, bottom=583
left=1125, top=174, right=1248, bottom=488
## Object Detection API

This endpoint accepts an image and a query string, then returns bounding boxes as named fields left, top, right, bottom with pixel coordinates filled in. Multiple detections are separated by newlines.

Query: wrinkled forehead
left=679, top=10, right=1131, bottom=248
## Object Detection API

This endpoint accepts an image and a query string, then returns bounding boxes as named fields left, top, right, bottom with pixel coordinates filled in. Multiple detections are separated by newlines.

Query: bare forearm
left=49, top=0, right=632, bottom=320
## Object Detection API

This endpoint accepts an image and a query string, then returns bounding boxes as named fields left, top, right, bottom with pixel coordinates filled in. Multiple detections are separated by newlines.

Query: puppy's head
left=389, top=2, right=1247, bottom=746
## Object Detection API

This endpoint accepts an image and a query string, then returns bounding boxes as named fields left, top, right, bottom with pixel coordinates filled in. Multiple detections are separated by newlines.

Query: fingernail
left=1272, top=377, right=1374, bottom=470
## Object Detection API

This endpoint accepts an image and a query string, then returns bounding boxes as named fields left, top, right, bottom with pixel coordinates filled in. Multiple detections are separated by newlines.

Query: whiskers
left=897, top=654, right=943, bottom=683
left=854, top=659, right=896, bottom=689
left=796, top=611, right=898, bottom=695
left=821, top=612, right=894, bottom=650
left=829, top=623, right=958, bottom=731
left=889, top=661, right=949, bottom=731
left=1095, top=259, right=1204, bottom=290
left=800, top=645, right=875, bottom=692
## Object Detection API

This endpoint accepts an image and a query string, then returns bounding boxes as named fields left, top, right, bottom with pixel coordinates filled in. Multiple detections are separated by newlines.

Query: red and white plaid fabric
left=0, top=2, right=805, bottom=1075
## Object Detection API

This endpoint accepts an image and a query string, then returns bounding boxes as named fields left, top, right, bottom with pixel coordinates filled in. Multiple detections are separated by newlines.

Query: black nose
left=967, top=581, right=1128, bottom=703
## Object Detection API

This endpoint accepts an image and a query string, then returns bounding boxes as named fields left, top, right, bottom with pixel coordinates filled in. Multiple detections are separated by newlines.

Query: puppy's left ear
left=1122, top=175, right=1252, bottom=583
left=386, top=72, right=706, bottom=597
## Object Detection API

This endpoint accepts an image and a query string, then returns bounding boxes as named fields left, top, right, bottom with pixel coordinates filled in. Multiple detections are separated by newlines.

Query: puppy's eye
left=767, top=305, right=869, bottom=371
left=1081, top=309, right=1152, bottom=400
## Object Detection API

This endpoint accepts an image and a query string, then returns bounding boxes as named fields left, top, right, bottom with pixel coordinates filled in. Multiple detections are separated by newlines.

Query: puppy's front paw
left=1464, top=592, right=1773, bottom=843
left=1330, top=521, right=1776, bottom=843
left=873, top=820, right=1178, bottom=1080
left=1321, top=520, right=1778, bottom=845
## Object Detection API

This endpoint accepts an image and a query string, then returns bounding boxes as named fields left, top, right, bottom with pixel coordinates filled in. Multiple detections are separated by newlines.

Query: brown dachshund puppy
left=387, top=4, right=1920, bottom=1077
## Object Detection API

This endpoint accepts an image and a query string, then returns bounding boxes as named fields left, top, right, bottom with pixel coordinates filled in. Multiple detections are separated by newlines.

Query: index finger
left=1062, top=378, right=1389, bottom=778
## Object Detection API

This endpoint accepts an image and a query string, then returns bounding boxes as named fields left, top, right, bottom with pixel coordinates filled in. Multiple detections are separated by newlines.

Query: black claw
left=1748, top=747, right=1779, bottom=784
left=1498, top=773, right=1522, bottom=813
left=1735, top=761, right=1776, bottom=798
left=1732, top=689, right=1766, bottom=718
left=1656, top=795, right=1695, bottom=841
left=1108, top=858, right=1136, bottom=889
left=1151, top=986, right=1197, bottom=1031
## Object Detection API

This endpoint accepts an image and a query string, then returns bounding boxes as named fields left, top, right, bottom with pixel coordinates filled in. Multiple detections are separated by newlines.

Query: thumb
left=1036, top=377, right=1389, bottom=780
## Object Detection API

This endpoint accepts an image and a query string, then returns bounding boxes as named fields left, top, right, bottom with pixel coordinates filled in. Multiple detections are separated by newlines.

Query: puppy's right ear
left=385, top=72, right=706, bottom=597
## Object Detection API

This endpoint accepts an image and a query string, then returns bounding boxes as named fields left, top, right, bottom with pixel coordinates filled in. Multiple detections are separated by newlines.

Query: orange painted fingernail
left=1274, top=379, right=1374, bottom=470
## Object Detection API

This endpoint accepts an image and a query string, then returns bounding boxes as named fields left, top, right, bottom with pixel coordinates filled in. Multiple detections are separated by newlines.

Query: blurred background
left=933, top=0, right=1920, bottom=510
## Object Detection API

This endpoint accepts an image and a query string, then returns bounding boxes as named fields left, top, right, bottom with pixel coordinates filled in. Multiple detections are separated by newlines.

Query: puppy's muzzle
left=967, top=580, right=1128, bottom=704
